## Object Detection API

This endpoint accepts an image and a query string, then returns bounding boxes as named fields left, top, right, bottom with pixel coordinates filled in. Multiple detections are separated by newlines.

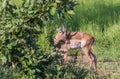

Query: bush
left=0, top=0, right=77, bottom=78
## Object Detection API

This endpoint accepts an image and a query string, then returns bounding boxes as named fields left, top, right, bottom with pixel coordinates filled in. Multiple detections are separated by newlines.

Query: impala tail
left=90, top=37, right=95, bottom=49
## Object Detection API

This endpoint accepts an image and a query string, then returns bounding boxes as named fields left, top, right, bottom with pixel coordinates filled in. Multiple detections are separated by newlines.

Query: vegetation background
left=0, top=0, right=120, bottom=79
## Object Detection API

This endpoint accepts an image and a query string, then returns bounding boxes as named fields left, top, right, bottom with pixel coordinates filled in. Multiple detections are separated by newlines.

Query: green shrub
left=0, top=0, right=77, bottom=78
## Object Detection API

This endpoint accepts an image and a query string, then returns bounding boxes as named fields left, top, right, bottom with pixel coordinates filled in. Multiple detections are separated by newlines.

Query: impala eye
left=58, top=31, right=64, bottom=34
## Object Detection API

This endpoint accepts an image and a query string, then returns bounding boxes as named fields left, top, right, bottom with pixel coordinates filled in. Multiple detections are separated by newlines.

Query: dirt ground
left=67, top=55, right=120, bottom=79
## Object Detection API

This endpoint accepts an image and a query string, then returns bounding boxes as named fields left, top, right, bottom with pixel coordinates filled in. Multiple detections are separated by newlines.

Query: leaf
left=23, top=0, right=30, bottom=8
left=2, top=0, right=7, bottom=9
left=1, top=56, right=7, bottom=65
left=0, top=30, right=4, bottom=35
left=22, top=61, right=27, bottom=68
left=11, top=41, right=17, bottom=47
left=6, top=54, right=11, bottom=62
left=50, top=7, right=56, bottom=15
left=56, top=65, right=62, bottom=71
left=67, top=10, right=75, bottom=15
left=11, top=0, right=23, bottom=8
left=5, top=24, right=12, bottom=28
left=36, top=68, right=41, bottom=73
left=0, top=53, right=3, bottom=59
left=7, top=44, right=12, bottom=49
left=56, top=0, right=61, bottom=3
left=27, top=68, right=35, bottom=75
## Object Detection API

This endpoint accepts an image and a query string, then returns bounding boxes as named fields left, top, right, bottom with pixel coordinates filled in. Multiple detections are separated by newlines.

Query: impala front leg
left=60, top=43, right=70, bottom=64
left=61, top=51, right=68, bottom=64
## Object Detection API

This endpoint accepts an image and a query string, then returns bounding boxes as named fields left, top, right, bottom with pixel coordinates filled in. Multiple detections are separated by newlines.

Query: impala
left=54, top=26, right=97, bottom=69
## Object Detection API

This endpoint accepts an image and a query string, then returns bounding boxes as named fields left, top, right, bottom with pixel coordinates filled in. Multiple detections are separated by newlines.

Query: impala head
left=54, top=25, right=67, bottom=46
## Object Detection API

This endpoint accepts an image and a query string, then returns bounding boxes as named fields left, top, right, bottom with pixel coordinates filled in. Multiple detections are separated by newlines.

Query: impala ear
left=56, top=27, right=64, bottom=34
left=56, top=25, right=59, bottom=31
left=61, top=24, right=68, bottom=37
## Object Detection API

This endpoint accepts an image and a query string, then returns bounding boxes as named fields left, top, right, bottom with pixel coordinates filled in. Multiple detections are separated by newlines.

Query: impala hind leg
left=82, top=46, right=97, bottom=70
left=89, top=51, right=97, bottom=69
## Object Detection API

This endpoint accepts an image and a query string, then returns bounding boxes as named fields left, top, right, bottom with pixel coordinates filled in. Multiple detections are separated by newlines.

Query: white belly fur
left=69, top=40, right=81, bottom=49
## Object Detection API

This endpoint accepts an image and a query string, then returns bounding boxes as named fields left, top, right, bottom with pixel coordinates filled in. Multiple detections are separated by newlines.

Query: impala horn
left=62, top=24, right=67, bottom=33
left=61, top=23, right=68, bottom=37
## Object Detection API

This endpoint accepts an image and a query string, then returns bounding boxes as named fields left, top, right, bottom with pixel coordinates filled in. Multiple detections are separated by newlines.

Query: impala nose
left=59, top=49, right=64, bottom=52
